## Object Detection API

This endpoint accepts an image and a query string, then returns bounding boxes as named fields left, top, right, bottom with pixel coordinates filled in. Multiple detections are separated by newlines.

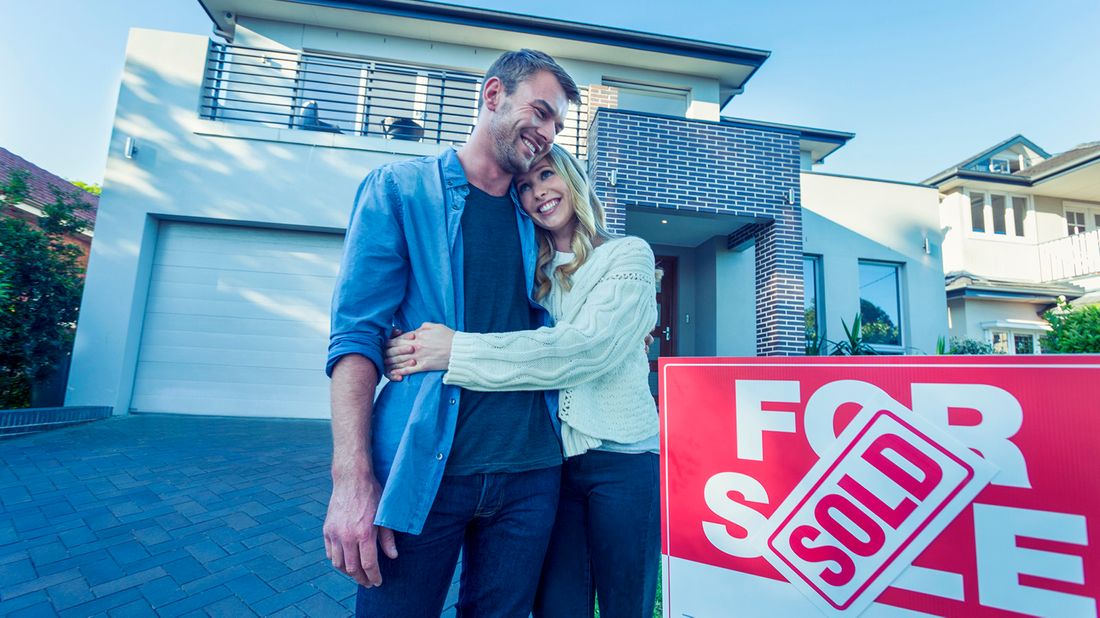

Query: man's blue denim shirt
left=327, top=148, right=558, bottom=535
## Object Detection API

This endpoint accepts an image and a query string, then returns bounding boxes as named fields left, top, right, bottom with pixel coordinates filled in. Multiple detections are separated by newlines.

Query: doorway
left=649, top=255, right=678, bottom=399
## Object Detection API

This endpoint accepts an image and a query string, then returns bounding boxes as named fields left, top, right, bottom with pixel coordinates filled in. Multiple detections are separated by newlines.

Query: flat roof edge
left=203, top=0, right=771, bottom=71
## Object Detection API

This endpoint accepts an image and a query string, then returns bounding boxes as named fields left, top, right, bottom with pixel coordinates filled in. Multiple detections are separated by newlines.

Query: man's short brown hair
left=479, top=49, right=581, bottom=109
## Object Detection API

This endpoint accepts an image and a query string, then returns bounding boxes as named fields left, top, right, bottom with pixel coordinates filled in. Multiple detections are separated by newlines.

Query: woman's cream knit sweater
left=444, top=236, right=659, bottom=457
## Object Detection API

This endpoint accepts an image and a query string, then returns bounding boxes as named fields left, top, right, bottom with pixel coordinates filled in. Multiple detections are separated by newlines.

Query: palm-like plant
left=830, top=313, right=878, bottom=356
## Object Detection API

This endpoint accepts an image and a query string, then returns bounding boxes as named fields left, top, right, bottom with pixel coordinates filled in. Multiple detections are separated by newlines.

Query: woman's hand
left=383, top=323, right=455, bottom=381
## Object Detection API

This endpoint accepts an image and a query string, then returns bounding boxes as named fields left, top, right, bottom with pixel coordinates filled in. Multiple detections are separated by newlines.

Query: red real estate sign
left=660, top=356, right=1099, bottom=617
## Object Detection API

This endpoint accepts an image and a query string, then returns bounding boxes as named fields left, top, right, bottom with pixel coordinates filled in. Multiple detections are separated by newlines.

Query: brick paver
left=0, top=415, right=461, bottom=616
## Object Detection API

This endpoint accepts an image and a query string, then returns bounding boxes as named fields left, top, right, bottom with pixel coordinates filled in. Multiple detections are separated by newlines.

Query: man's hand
left=323, top=472, right=398, bottom=588
left=644, top=333, right=655, bottom=355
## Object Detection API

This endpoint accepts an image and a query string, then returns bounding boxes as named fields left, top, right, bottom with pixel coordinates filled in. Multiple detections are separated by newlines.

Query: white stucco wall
left=939, top=188, right=1100, bottom=282
left=801, top=172, right=948, bottom=354
left=949, top=298, right=1048, bottom=342
left=67, top=29, right=441, bottom=412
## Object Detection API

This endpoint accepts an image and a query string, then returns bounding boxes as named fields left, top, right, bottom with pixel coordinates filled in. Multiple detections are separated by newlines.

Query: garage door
left=131, top=222, right=343, bottom=418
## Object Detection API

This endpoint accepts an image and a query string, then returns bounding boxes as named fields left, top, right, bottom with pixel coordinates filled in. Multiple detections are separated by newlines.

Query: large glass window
left=803, top=256, right=824, bottom=343
left=858, top=261, right=902, bottom=348
left=970, top=192, right=986, bottom=233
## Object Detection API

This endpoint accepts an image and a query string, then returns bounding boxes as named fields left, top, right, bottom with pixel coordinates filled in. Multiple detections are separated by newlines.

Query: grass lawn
left=594, top=563, right=663, bottom=617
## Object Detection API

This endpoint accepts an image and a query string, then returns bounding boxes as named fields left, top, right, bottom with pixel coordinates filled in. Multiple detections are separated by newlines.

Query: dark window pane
left=858, top=262, right=901, bottom=346
left=971, top=193, right=986, bottom=232
left=803, top=256, right=821, bottom=340
left=1014, top=334, right=1035, bottom=354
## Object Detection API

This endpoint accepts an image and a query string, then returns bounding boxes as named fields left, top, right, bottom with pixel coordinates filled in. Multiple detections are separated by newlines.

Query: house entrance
left=649, top=255, right=678, bottom=400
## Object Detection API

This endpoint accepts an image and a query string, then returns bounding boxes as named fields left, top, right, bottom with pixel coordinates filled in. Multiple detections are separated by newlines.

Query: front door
left=649, top=255, right=678, bottom=400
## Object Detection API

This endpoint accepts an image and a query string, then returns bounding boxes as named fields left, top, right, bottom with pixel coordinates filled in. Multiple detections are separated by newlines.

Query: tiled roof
left=0, top=147, right=98, bottom=227
left=945, top=271, right=1083, bottom=299
left=1014, top=141, right=1100, bottom=178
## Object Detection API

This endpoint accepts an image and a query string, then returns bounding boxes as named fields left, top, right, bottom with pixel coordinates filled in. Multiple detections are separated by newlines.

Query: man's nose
left=536, top=121, right=555, bottom=146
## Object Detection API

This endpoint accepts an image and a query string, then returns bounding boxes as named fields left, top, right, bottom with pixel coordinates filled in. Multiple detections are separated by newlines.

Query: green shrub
left=0, top=170, right=88, bottom=407
left=1043, top=298, right=1100, bottom=353
left=948, top=337, right=994, bottom=355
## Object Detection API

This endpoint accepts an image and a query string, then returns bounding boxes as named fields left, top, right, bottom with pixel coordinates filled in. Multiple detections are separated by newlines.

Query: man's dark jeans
left=534, top=451, right=660, bottom=618
left=355, top=466, right=561, bottom=617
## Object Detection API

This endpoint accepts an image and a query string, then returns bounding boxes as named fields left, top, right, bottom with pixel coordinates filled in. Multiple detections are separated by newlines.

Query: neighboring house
left=0, top=147, right=98, bottom=264
left=66, top=0, right=947, bottom=418
left=927, top=135, right=1100, bottom=353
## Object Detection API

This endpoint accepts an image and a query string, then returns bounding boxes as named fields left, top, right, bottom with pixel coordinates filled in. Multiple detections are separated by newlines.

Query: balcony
left=1039, top=229, right=1100, bottom=281
left=200, top=42, right=590, bottom=158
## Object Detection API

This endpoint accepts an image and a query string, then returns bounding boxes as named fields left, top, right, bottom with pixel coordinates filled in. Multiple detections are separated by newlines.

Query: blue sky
left=1, top=0, right=1097, bottom=185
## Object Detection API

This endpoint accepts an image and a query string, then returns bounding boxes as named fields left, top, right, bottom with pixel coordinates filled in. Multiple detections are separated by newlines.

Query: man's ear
left=482, top=76, right=504, bottom=112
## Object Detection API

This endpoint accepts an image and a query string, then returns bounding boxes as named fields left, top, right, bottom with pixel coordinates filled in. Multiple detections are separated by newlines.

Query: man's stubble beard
left=487, top=101, right=532, bottom=175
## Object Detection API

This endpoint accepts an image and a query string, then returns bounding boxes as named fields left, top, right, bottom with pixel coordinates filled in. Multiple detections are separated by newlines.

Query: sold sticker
left=763, top=408, right=995, bottom=616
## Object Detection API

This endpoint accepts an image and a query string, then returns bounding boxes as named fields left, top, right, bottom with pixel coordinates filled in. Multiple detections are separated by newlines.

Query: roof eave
left=199, top=0, right=771, bottom=91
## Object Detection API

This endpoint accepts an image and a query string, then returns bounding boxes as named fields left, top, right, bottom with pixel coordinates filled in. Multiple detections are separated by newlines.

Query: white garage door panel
left=141, top=313, right=323, bottom=341
left=132, top=222, right=343, bottom=418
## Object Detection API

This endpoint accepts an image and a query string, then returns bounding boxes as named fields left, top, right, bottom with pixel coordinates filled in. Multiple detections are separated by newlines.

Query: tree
left=70, top=180, right=102, bottom=196
left=0, top=170, right=88, bottom=407
left=1042, top=297, right=1100, bottom=353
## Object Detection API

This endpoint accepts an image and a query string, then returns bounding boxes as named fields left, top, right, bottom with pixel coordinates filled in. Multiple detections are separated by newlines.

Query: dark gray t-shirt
left=444, top=185, right=562, bottom=476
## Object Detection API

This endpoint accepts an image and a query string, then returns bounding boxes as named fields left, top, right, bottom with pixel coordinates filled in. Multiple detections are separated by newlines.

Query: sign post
left=660, top=356, right=1099, bottom=617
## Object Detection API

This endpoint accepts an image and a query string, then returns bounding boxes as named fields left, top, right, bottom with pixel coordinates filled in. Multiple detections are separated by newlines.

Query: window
left=990, top=331, right=1010, bottom=354
left=991, top=194, right=1007, bottom=235
left=989, top=330, right=1040, bottom=354
left=970, top=192, right=986, bottom=232
left=1067, top=210, right=1087, bottom=235
left=803, top=256, right=825, bottom=343
left=858, top=261, right=902, bottom=348
left=1012, top=196, right=1027, bottom=237
left=1014, top=334, right=1035, bottom=354
left=968, top=191, right=1029, bottom=238
left=603, top=79, right=689, bottom=117
left=295, top=53, right=481, bottom=141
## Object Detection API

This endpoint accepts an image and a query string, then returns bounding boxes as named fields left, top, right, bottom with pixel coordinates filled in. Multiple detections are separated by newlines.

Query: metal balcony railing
left=200, top=42, right=589, bottom=158
left=1039, top=229, right=1100, bottom=281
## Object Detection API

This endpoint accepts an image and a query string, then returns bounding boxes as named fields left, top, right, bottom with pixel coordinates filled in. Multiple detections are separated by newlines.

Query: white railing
left=1039, top=229, right=1100, bottom=281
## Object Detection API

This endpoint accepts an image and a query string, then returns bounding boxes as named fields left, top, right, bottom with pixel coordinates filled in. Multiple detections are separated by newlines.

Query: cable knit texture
left=444, top=236, right=659, bottom=457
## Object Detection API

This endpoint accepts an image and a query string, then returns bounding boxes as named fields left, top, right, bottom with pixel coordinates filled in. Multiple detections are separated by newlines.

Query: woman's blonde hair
left=531, top=144, right=613, bottom=300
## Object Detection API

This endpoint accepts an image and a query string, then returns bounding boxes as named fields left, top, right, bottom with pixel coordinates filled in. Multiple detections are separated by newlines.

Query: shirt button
left=436, top=452, right=444, bottom=461
left=449, top=398, right=456, bottom=405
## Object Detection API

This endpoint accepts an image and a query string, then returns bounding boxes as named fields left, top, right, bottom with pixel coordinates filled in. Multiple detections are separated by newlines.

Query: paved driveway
left=0, top=414, right=459, bottom=616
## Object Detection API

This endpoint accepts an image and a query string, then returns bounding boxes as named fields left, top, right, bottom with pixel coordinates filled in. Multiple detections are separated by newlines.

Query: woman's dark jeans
left=534, top=450, right=660, bottom=618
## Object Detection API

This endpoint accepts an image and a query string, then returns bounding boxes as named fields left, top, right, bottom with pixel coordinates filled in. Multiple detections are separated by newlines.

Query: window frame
left=1063, top=201, right=1100, bottom=237
left=802, top=254, right=826, bottom=344
left=856, top=259, right=905, bottom=353
left=986, top=329, right=1042, bottom=355
left=964, top=189, right=1033, bottom=241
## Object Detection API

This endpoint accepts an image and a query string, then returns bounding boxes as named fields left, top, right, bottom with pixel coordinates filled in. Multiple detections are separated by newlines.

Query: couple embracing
left=324, top=48, right=660, bottom=618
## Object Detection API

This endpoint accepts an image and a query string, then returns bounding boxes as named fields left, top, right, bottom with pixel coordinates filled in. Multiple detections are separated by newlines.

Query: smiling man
left=323, top=50, right=580, bottom=617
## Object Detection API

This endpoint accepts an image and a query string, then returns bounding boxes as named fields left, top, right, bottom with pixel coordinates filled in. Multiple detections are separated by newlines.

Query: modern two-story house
left=928, top=135, right=1100, bottom=353
left=66, top=0, right=947, bottom=418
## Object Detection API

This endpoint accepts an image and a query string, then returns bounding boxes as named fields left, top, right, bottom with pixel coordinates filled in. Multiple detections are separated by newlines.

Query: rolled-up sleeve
left=326, top=167, right=408, bottom=377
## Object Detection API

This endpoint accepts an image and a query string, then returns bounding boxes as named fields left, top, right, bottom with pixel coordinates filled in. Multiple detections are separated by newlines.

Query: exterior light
left=661, top=219, right=668, bottom=224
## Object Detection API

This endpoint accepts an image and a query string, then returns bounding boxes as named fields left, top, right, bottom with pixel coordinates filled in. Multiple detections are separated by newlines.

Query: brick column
left=729, top=214, right=805, bottom=357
